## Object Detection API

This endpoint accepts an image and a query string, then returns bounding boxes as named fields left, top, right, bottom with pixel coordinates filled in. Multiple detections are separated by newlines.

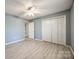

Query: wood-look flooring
left=5, top=39, right=73, bottom=59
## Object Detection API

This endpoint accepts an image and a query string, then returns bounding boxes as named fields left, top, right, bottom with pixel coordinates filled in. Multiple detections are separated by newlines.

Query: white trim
left=35, top=39, right=43, bottom=41
left=5, top=39, right=25, bottom=45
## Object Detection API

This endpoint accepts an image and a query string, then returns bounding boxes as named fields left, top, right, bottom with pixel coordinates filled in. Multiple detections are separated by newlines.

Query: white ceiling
left=6, top=0, right=73, bottom=20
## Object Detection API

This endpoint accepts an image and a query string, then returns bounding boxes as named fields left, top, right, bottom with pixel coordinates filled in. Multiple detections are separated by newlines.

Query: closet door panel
left=51, top=19, right=58, bottom=43
left=42, top=20, right=51, bottom=42
left=58, top=17, right=66, bottom=45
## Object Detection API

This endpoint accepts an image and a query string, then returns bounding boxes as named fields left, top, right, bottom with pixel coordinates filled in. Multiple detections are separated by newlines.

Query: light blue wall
left=34, top=10, right=71, bottom=45
left=34, top=19, right=42, bottom=40
left=5, top=14, right=26, bottom=43
left=71, top=5, right=74, bottom=49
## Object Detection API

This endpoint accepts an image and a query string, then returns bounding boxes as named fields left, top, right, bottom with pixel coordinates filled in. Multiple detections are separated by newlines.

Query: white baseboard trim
left=35, top=39, right=43, bottom=41
left=5, top=39, right=25, bottom=45
left=66, top=45, right=74, bottom=55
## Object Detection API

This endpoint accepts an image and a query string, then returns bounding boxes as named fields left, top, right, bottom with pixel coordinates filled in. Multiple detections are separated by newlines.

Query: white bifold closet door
left=51, top=19, right=58, bottom=44
left=28, top=22, right=34, bottom=39
left=57, top=17, right=66, bottom=45
left=42, top=19, right=52, bottom=42
left=42, top=15, right=66, bottom=45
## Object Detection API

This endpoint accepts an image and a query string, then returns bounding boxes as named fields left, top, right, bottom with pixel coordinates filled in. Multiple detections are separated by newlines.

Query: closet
left=42, top=15, right=66, bottom=45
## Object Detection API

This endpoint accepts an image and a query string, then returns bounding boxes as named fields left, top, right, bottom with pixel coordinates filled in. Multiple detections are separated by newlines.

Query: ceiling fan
left=19, top=0, right=40, bottom=17
left=18, top=0, right=54, bottom=18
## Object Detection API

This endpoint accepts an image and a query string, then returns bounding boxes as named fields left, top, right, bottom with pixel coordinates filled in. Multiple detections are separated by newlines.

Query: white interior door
left=42, top=19, right=51, bottom=42
left=28, top=22, right=34, bottom=39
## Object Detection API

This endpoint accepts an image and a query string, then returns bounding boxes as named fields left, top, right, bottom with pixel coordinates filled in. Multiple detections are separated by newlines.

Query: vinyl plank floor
left=5, top=39, right=73, bottom=59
